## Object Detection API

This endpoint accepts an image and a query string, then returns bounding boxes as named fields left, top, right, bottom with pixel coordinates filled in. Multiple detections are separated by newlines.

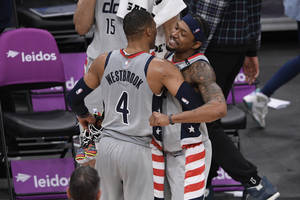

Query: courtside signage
left=11, top=158, right=74, bottom=194
left=6, top=50, right=57, bottom=62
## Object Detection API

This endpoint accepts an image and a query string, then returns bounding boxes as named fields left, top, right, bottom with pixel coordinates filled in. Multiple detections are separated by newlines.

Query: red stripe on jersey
left=184, top=180, right=205, bottom=193
left=186, top=151, right=205, bottom=164
left=153, top=168, right=164, bottom=176
left=151, top=139, right=163, bottom=151
left=185, top=165, right=205, bottom=179
left=182, top=142, right=202, bottom=149
left=154, top=182, right=164, bottom=191
left=152, top=154, right=164, bottom=162
left=120, top=49, right=146, bottom=58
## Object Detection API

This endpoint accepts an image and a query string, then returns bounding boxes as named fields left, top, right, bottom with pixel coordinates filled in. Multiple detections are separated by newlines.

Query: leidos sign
left=11, top=158, right=74, bottom=195
left=6, top=50, right=57, bottom=62
left=15, top=173, right=69, bottom=188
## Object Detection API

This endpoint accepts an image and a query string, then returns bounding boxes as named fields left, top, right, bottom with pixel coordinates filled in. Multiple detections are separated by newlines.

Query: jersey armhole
left=144, top=55, right=155, bottom=76
left=104, top=51, right=112, bottom=70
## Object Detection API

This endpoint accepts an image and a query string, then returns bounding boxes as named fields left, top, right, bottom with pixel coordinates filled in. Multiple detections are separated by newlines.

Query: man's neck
left=125, top=40, right=150, bottom=54
left=173, top=49, right=197, bottom=62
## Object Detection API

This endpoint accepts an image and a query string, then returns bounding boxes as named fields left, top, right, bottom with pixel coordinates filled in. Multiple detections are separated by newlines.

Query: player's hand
left=77, top=113, right=96, bottom=130
left=149, top=112, right=170, bottom=126
left=243, top=56, right=259, bottom=85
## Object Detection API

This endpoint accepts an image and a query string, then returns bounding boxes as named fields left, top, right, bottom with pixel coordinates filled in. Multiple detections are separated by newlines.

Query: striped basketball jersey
left=100, top=49, right=159, bottom=140
left=163, top=52, right=210, bottom=152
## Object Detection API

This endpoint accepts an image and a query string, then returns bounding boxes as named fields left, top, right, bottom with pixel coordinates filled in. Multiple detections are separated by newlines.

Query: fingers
left=149, top=112, right=161, bottom=126
left=77, top=113, right=96, bottom=129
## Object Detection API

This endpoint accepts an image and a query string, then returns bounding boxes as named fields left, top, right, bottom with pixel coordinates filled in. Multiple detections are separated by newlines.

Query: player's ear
left=192, top=41, right=202, bottom=50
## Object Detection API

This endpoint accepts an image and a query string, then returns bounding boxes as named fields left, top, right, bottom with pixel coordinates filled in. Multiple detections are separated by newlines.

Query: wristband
left=169, top=114, right=174, bottom=125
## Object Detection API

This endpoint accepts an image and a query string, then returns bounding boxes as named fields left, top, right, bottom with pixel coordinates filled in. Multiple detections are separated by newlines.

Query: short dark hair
left=123, top=9, right=154, bottom=37
left=193, top=15, right=210, bottom=41
left=69, top=166, right=100, bottom=200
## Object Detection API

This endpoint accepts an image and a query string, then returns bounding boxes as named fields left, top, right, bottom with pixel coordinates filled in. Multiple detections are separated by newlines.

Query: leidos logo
left=21, top=51, right=57, bottom=62
left=33, top=174, right=69, bottom=188
left=6, top=50, right=57, bottom=62
left=6, top=50, right=19, bottom=58
left=15, top=173, right=31, bottom=183
left=16, top=173, right=69, bottom=188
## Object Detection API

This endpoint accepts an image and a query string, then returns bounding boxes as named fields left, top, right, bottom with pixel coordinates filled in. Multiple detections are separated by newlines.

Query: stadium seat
left=0, top=28, right=79, bottom=199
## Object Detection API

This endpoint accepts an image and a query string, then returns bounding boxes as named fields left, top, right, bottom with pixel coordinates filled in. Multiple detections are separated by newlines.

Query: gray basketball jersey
left=100, top=49, right=156, bottom=139
left=163, top=52, right=210, bottom=152
left=86, top=0, right=127, bottom=59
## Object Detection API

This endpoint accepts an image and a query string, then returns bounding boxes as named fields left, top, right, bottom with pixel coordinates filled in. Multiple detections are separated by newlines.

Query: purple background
left=32, top=52, right=86, bottom=111
left=11, top=158, right=75, bottom=195
left=212, top=167, right=244, bottom=191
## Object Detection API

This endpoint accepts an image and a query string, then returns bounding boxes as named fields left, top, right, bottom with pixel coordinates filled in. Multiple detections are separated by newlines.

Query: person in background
left=67, top=166, right=101, bottom=200
left=243, top=0, right=300, bottom=128
left=184, top=0, right=280, bottom=199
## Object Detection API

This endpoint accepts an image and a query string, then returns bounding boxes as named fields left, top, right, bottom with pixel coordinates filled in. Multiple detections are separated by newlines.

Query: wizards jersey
left=163, top=52, right=210, bottom=152
left=100, top=49, right=161, bottom=142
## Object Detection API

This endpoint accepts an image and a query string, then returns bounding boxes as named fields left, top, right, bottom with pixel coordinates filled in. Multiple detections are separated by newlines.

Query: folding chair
left=0, top=28, right=79, bottom=199
left=221, top=84, right=248, bottom=149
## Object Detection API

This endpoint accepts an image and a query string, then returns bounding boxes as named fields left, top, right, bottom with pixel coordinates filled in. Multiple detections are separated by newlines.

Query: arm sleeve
left=175, top=81, right=204, bottom=110
left=67, top=78, right=93, bottom=117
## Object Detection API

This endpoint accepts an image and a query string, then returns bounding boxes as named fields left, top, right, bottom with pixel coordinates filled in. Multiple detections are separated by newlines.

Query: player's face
left=166, top=21, right=195, bottom=53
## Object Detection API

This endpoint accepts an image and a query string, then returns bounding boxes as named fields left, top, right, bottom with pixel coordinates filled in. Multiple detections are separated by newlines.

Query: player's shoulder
left=189, top=59, right=213, bottom=72
left=89, top=52, right=110, bottom=73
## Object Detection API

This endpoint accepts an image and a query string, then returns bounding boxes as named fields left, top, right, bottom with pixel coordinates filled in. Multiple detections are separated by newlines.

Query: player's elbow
left=74, top=23, right=90, bottom=35
left=73, top=16, right=91, bottom=35
left=208, top=102, right=227, bottom=122
left=216, top=102, right=227, bottom=119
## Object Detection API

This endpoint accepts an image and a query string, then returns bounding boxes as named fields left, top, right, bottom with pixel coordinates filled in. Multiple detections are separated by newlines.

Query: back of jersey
left=100, top=49, right=155, bottom=137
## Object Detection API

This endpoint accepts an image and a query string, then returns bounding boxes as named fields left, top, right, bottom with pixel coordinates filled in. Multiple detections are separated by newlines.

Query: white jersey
left=163, top=52, right=210, bottom=152
left=86, top=0, right=127, bottom=60
left=117, top=0, right=186, bottom=58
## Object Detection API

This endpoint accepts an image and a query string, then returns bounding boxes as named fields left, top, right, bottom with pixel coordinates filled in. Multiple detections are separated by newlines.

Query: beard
left=166, top=44, right=175, bottom=52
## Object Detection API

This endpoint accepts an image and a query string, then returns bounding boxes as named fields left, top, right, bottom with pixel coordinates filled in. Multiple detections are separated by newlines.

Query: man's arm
left=67, top=53, right=107, bottom=129
left=73, top=0, right=97, bottom=35
left=148, top=59, right=226, bottom=126
left=149, top=62, right=227, bottom=126
left=186, top=60, right=227, bottom=120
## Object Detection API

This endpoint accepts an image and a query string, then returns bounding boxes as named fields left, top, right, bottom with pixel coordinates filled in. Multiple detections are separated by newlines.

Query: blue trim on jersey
left=144, top=55, right=155, bottom=76
left=175, top=82, right=204, bottom=141
left=104, top=51, right=112, bottom=69
left=152, top=94, right=164, bottom=142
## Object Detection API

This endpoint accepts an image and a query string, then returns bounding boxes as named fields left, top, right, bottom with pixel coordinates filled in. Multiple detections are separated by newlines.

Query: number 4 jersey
left=100, top=49, right=158, bottom=139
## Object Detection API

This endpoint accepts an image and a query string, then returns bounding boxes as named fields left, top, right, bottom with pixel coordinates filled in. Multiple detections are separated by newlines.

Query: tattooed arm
left=149, top=60, right=227, bottom=126
left=188, top=60, right=227, bottom=119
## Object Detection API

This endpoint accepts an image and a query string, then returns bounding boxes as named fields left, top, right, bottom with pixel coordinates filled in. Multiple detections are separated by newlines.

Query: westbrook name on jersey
left=105, top=69, right=144, bottom=89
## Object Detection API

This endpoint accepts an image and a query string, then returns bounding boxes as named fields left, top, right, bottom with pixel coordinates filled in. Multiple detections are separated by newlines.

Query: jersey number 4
left=116, top=91, right=130, bottom=124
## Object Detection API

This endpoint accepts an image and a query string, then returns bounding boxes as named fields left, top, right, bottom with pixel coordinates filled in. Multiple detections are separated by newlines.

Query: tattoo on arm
left=189, top=61, right=226, bottom=104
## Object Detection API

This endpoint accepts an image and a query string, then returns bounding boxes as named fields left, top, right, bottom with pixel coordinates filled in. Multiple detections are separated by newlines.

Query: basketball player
left=68, top=10, right=223, bottom=200
left=149, top=14, right=226, bottom=200
left=74, top=0, right=187, bottom=167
